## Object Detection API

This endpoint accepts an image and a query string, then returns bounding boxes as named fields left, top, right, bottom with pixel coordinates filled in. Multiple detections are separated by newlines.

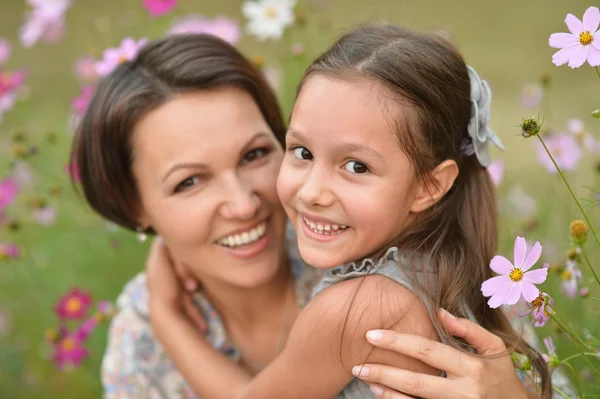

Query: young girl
left=149, top=23, right=551, bottom=398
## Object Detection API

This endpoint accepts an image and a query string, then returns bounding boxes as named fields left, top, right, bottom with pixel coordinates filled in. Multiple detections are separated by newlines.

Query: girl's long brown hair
left=299, top=23, right=551, bottom=397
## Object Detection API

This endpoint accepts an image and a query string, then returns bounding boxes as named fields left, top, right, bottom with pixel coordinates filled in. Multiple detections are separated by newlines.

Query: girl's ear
left=410, top=160, right=458, bottom=213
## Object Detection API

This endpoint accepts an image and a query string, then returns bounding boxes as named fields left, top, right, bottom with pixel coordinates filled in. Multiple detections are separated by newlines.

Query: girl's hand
left=352, top=309, right=530, bottom=399
left=145, top=237, right=207, bottom=333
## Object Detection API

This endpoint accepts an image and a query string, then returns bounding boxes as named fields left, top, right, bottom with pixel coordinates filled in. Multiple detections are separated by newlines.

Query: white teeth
left=302, top=216, right=348, bottom=236
left=218, top=222, right=267, bottom=248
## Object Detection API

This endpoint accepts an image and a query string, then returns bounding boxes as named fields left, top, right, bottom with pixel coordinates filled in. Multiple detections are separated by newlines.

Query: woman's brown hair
left=72, top=34, right=286, bottom=231
left=299, top=23, right=551, bottom=397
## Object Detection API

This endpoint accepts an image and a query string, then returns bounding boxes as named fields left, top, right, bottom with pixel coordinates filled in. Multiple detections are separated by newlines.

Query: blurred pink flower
left=74, top=55, right=98, bottom=82
left=0, top=242, right=21, bottom=260
left=0, top=38, right=11, bottom=65
left=95, top=37, right=148, bottom=77
left=291, top=43, right=305, bottom=55
left=55, top=288, right=92, bottom=320
left=523, top=292, right=554, bottom=327
left=541, top=337, right=558, bottom=365
left=33, top=205, right=56, bottom=226
left=549, top=6, right=600, bottom=68
left=561, top=260, right=582, bottom=298
left=20, top=0, right=72, bottom=48
left=487, top=159, right=504, bottom=187
left=71, top=85, right=94, bottom=117
left=168, top=15, right=241, bottom=44
left=97, top=300, right=115, bottom=316
left=0, top=70, right=27, bottom=122
left=0, top=178, right=19, bottom=211
left=65, top=161, right=80, bottom=182
left=520, top=84, right=543, bottom=109
left=143, top=0, right=177, bottom=17
left=535, top=133, right=582, bottom=173
left=53, top=331, right=89, bottom=369
left=579, top=287, right=589, bottom=297
left=481, top=236, right=548, bottom=308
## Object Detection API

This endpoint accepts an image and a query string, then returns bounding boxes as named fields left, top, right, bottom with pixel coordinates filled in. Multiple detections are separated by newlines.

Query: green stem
left=596, top=66, right=600, bottom=80
left=560, top=352, right=600, bottom=364
left=561, top=360, right=583, bottom=398
left=550, top=313, right=600, bottom=377
left=553, top=385, right=573, bottom=399
left=579, top=246, right=600, bottom=288
left=536, top=135, right=600, bottom=286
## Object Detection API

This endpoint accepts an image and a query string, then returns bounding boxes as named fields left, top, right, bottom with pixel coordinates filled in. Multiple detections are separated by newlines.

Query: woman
left=73, top=33, right=559, bottom=398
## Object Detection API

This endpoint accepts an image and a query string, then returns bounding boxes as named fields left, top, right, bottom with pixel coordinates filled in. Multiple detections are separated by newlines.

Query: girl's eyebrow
left=337, top=142, right=384, bottom=161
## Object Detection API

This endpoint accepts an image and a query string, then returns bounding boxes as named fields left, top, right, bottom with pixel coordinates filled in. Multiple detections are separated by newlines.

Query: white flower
left=242, top=0, right=297, bottom=41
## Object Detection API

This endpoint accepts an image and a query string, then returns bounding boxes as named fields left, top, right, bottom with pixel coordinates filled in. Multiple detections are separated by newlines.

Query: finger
left=365, top=330, right=474, bottom=377
left=183, top=294, right=208, bottom=333
left=367, top=384, right=412, bottom=399
left=438, top=308, right=507, bottom=355
left=353, top=364, right=458, bottom=399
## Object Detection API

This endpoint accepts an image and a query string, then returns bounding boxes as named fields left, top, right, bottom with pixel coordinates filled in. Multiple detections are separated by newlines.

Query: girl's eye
left=175, top=176, right=201, bottom=193
left=343, top=160, right=368, bottom=174
left=242, top=147, right=270, bottom=165
left=293, top=146, right=313, bottom=160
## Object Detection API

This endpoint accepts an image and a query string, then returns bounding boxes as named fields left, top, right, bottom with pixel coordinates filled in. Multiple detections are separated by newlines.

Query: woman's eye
left=242, top=147, right=270, bottom=164
left=343, top=160, right=368, bottom=174
left=293, top=146, right=313, bottom=160
left=175, top=176, right=200, bottom=192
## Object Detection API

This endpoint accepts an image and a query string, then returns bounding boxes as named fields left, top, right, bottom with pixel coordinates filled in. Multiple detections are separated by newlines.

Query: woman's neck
left=199, top=255, right=294, bottom=330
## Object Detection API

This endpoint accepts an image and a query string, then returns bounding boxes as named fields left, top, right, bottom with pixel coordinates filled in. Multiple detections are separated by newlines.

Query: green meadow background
left=0, top=0, right=599, bottom=397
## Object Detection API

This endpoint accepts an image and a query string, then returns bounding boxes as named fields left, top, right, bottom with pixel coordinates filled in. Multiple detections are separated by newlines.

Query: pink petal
left=522, top=241, right=542, bottom=271
left=523, top=268, right=548, bottom=284
left=587, top=44, right=600, bottom=66
left=490, top=255, right=513, bottom=275
left=583, top=7, right=600, bottom=33
left=552, top=44, right=580, bottom=66
left=549, top=33, right=579, bottom=48
left=565, top=13, right=584, bottom=35
left=481, top=275, right=509, bottom=297
left=505, top=282, right=522, bottom=305
left=514, top=236, right=526, bottom=267
left=488, top=288, right=509, bottom=309
left=568, top=45, right=588, bottom=68
left=521, top=282, right=540, bottom=302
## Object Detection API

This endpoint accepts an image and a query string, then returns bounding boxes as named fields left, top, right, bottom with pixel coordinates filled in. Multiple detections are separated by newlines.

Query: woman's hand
left=145, top=237, right=207, bottom=333
left=352, top=309, right=531, bottom=399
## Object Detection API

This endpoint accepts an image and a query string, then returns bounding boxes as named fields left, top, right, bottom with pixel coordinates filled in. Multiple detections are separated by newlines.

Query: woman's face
left=132, top=87, right=288, bottom=288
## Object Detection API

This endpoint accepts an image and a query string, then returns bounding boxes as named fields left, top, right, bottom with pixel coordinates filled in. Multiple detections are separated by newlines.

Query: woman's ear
left=410, top=160, right=459, bottom=213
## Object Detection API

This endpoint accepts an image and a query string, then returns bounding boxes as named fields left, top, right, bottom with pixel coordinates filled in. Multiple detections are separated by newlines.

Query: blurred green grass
left=0, top=0, right=599, bottom=397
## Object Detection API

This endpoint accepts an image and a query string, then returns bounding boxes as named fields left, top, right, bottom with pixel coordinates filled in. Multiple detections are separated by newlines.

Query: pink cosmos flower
left=143, top=0, right=177, bottom=17
left=74, top=55, right=98, bottom=82
left=0, top=70, right=27, bottom=122
left=535, top=133, right=582, bottom=173
left=561, top=260, right=582, bottom=298
left=481, top=236, right=548, bottom=308
left=549, top=6, right=600, bottom=68
left=0, top=38, right=11, bottom=65
left=53, top=331, right=89, bottom=369
left=487, top=159, right=504, bottom=187
left=0, top=242, right=21, bottom=259
left=167, top=15, right=241, bottom=44
left=542, top=337, right=558, bottom=366
left=55, top=288, right=92, bottom=320
left=20, top=0, right=72, bottom=48
left=95, top=37, right=148, bottom=77
left=523, top=292, right=554, bottom=327
left=0, top=178, right=19, bottom=211
left=71, top=85, right=94, bottom=117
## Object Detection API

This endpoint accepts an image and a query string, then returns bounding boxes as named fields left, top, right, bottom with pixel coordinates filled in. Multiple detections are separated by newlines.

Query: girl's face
left=277, top=76, right=421, bottom=269
left=133, top=88, right=288, bottom=288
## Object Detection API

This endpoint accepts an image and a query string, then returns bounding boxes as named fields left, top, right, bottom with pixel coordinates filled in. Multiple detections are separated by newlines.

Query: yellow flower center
left=531, top=294, right=544, bottom=308
left=509, top=268, right=524, bottom=282
left=66, top=298, right=82, bottom=313
left=580, top=31, right=593, bottom=45
left=61, top=337, right=75, bottom=351
left=118, top=55, right=129, bottom=64
left=265, top=7, right=278, bottom=19
left=561, top=270, right=572, bottom=280
left=0, top=248, right=7, bottom=260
